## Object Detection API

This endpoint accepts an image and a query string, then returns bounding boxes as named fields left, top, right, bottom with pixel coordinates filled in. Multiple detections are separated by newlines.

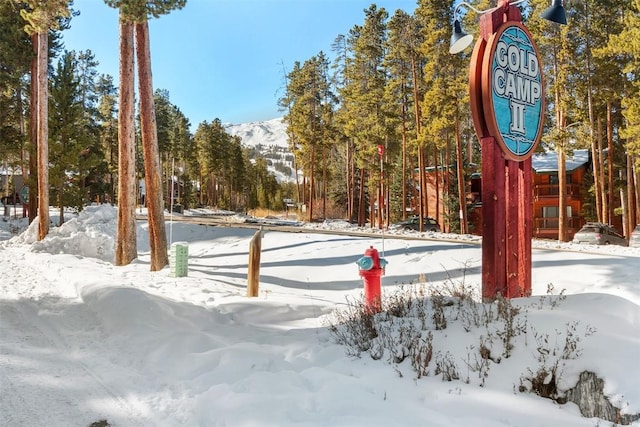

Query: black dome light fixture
left=449, top=0, right=567, bottom=54
left=449, top=19, right=474, bottom=54
left=540, top=0, right=567, bottom=25
left=448, top=1, right=487, bottom=54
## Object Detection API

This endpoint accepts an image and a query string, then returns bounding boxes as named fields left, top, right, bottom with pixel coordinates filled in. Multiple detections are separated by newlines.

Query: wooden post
left=247, top=228, right=262, bottom=297
left=470, top=0, right=541, bottom=300
left=521, top=158, right=533, bottom=296
left=481, top=136, right=508, bottom=300
left=506, top=159, right=520, bottom=297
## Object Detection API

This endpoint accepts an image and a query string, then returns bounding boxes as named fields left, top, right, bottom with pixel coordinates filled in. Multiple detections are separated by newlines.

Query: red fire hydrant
left=356, top=246, right=388, bottom=313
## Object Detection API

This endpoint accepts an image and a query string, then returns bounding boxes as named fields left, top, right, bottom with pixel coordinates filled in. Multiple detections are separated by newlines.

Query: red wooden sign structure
left=468, top=0, right=544, bottom=300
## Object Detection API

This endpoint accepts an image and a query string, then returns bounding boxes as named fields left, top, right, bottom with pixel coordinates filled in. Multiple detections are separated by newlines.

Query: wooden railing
left=534, top=184, right=581, bottom=200
left=534, top=216, right=581, bottom=233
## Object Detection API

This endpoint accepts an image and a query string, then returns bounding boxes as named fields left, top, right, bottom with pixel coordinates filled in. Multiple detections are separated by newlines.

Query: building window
left=549, top=173, right=573, bottom=184
left=542, top=206, right=558, bottom=228
left=549, top=174, right=559, bottom=195
left=541, top=205, right=572, bottom=229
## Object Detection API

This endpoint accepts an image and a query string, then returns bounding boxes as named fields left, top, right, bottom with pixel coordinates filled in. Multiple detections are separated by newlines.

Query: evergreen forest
left=1, top=0, right=639, bottom=242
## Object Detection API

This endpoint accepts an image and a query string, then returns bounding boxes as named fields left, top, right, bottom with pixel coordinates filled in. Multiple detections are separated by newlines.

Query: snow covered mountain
left=224, top=117, right=296, bottom=183
left=224, top=117, right=289, bottom=149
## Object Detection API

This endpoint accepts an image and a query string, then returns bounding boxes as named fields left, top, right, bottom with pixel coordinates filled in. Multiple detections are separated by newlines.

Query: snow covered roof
left=0, top=166, right=22, bottom=175
left=532, top=149, right=590, bottom=173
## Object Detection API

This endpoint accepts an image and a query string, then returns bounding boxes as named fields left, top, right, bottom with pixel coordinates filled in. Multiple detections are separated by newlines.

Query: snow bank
left=7, top=205, right=117, bottom=262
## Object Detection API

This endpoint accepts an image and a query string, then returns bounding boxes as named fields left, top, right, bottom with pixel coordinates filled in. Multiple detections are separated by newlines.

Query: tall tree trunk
left=626, top=152, right=636, bottom=234
left=377, top=174, right=382, bottom=229
left=29, top=33, right=38, bottom=224
left=558, top=148, right=567, bottom=241
left=584, top=2, right=601, bottom=223
left=322, top=146, right=327, bottom=220
left=558, top=105, right=567, bottom=242
left=377, top=144, right=383, bottom=229
left=358, top=168, right=366, bottom=226
left=412, top=57, right=425, bottom=229
left=58, top=183, right=64, bottom=225
left=445, top=138, right=451, bottom=233
left=627, top=152, right=640, bottom=229
left=384, top=138, right=389, bottom=228
left=18, top=85, right=26, bottom=198
left=620, top=176, right=627, bottom=237
left=634, top=162, right=640, bottom=225
left=369, top=177, right=375, bottom=229
left=115, top=18, right=137, bottom=266
left=36, top=31, right=49, bottom=241
left=401, top=103, right=407, bottom=220
left=590, top=121, right=602, bottom=223
left=417, top=146, right=425, bottom=230
left=309, top=146, right=315, bottom=221
left=409, top=148, right=417, bottom=217
left=455, top=115, right=468, bottom=234
left=597, top=118, right=607, bottom=222
left=346, top=140, right=353, bottom=221
left=607, top=101, right=614, bottom=224
left=434, top=147, right=440, bottom=227
left=293, top=151, right=301, bottom=205
left=165, top=156, right=171, bottom=209
left=302, top=175, right=307, bottom=210
left=109, top=123, right=116, bottom=205
left=135, top=21, right=168, bottom=271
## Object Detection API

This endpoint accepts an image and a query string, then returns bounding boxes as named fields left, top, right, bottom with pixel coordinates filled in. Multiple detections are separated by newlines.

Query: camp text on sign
left=484, top=22, right=544, bottom=161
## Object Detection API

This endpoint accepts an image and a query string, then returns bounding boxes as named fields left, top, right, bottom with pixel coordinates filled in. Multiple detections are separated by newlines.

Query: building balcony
left=534, top=184, right=581, bottom=201
left=534, top=216, right=582, bottom=239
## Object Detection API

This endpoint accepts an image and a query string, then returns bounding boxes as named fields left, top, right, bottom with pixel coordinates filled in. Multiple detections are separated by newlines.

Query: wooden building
left=423, top=149, right=592, bottom=241
left=530, top=149, right=590, bottom=240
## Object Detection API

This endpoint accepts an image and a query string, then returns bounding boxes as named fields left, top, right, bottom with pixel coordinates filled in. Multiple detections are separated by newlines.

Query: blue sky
left=62, top=0, right=417, bottom=127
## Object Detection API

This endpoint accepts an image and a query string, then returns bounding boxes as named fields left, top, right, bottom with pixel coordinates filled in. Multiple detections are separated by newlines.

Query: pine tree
left=567, top=0, right=629, bottom=231
left=597, top=0, right=640, bottom=230
left=0, top=1, right=32, bottom=180
left=385, top=9, right=421, bottom=222
left=329, top=34, right=355, bottom=221
left=155, top=89, right=175, bottom=206
left=135, top=19, right=167, bottom=270
left=340, top=5, right=389, bottom=227
left=105, top=0, right=186, bottom=270
left=20, top=0, right=71, bottom=240
left=95, top=74, right=119, bottom=204
left=194, top=119, right=237, bottom=208
left=529, top=0, right=631, bottom=239
left=282, top=52, right=335, bottom=221
left=415, top=0, right=461, bottom=232
left=114, top=13, right=137, bottom=266
left=49, top=51, right=84, bottom=223
left=154, top=89, right=193, bottom=208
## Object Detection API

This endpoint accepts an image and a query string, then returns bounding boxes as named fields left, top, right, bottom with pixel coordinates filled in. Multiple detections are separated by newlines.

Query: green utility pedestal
left=170, top=242, right=189, bottom=277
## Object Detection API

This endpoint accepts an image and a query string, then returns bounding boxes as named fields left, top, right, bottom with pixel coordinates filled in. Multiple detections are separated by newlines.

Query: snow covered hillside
left=224, top=117, right=289, bottom=149
left=225, top=118, right=297, bottom=183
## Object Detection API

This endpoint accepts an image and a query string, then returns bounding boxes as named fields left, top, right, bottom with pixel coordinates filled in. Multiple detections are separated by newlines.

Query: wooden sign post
left=246, top=228, right=263, bottom=297
left=468, top=0, right=544, bottom=300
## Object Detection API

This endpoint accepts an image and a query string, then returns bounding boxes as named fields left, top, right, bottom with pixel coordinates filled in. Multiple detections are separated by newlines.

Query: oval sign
left=482, top=22, right=544, bottom=161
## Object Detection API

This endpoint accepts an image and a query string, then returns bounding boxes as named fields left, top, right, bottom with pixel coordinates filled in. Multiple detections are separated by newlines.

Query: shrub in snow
left=327, top=278, right=639, bottom=424
left=519, top=320, right=596, bottom=402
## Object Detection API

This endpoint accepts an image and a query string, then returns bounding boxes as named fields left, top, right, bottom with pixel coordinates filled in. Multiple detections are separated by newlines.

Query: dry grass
left=248, top=208, right=287, bottom=218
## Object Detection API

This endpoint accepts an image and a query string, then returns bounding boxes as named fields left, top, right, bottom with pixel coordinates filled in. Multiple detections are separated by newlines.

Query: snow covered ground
left=1, top=205, right=639, bottom=426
